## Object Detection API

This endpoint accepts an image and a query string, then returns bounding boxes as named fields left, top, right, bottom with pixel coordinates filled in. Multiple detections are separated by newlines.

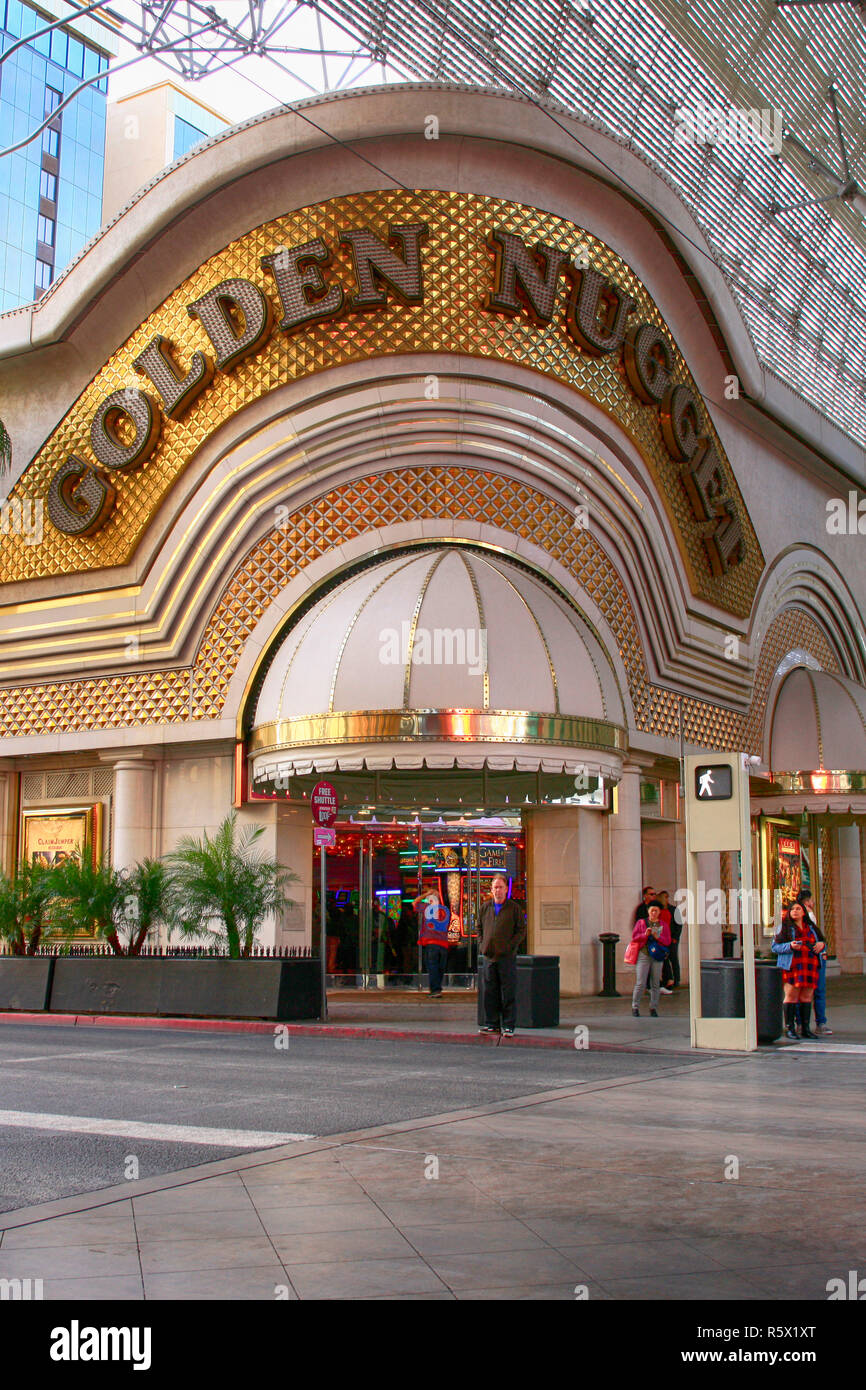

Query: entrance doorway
left=315, top=820, right=526, bottom=988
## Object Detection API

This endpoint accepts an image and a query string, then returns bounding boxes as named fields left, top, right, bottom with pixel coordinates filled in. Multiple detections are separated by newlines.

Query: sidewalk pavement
left=0, top=1050, right=863, bottom=1301
left=0, top=977, right=863, bottom=1300
left=322, top=973, right=866, bottom=1051
left=1, top=974, right=864, bottom=1051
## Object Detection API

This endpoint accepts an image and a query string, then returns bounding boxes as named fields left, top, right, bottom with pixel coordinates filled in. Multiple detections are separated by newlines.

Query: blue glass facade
left=172, top=92, right=224, bottom=160
left=0, top=0, right=109, bottom=310
left=173, top=116, right=208, bottom=161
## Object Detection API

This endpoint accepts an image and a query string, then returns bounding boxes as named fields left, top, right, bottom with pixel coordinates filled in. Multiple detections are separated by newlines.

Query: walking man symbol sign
left=694, top=764, right=733, bottom=800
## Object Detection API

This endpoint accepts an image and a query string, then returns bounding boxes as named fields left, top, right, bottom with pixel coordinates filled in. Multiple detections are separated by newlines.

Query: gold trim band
left=248, top=709, right=627, bottom=753
left=767, top=771, right=866, bottom=794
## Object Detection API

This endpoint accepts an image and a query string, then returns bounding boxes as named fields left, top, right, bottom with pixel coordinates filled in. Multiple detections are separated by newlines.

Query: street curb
left=0, top=1009, right=692, bottom=1055
left=0, top=1056, right=737, bottom=1231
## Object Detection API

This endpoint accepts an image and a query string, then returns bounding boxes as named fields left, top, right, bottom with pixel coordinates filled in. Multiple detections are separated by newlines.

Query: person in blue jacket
left=796, top=890, right=832, bottom=1035
left=413, top=890, right=450, bottom=998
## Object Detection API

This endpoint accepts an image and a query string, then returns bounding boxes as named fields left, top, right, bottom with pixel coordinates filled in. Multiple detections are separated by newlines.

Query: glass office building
left=0, top=0, right=112, bottom=310
left=172, top=91, right=225, bottom=160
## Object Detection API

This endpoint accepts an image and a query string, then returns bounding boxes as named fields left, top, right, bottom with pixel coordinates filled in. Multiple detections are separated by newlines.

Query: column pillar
left=609, top=762, right=643, bottom=937
left=111, top=758, right=155, bottom=870
left=836, top=823, right=865, bottom=972
left=525, top=805, right=603, bottom=993
left=0, top=770, right=18, bottom=874
left=276, top=801, right=314, bottom=951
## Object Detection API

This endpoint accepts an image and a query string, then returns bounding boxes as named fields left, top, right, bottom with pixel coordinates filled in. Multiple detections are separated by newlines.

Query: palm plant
left=0, top=860, right=54, bottom=955
left=45, top=857, right=168, bottom=955
left=165, top=813, right=297, bottom=958
left=45, top=857, right=130, bottom=952
left=116, top=859, right=171, bottom=956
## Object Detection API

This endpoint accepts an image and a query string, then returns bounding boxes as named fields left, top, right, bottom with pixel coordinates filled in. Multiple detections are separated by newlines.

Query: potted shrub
left=46, top=857, right=168, bottom=955
left=166, top=813, right=297, bottom=957
left=154, top=814, right=317, bottom=1020
left=0, top=861, right=56, bottom=1009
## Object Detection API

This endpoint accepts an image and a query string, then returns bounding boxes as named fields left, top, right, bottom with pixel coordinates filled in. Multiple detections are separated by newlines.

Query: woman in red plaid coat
left=773, top=901, right=824, bottom=1040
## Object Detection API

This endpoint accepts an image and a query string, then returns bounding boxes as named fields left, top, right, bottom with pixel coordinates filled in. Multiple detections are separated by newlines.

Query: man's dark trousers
left=424, top=943, right=448, bottom=994
left=481, top=953, right=517, bottom=1029
left=661, top=941, right=680, bottom=988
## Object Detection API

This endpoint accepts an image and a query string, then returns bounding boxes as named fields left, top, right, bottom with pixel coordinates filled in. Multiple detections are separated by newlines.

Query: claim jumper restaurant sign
left=46, top=216, right=745, bottom=577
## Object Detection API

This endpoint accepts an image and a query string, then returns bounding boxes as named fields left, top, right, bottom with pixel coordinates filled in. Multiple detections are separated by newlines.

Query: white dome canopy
left=769, top=667, right=866, bottom=773
left=249, top=545, right=626, bottom=779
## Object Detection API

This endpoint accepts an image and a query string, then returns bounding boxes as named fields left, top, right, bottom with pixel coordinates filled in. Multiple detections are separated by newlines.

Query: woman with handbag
left=629, top=901, right=671, bottom=1017
left=773, top=900, right=824, bottom=1041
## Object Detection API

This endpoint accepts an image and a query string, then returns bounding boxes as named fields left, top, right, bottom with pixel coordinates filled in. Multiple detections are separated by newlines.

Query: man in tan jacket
left=476, top=874, right=526, bottom=1035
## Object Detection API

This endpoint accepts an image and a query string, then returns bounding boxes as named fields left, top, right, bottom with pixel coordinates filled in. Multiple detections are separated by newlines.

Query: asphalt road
left=0, top=1023, right=708, bottom=1212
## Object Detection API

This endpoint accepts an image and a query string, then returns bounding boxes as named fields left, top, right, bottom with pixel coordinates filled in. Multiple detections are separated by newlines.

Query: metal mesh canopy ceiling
left=315, top=0, right=866, bottom=450
left=16, top=1, right=866, bottom=448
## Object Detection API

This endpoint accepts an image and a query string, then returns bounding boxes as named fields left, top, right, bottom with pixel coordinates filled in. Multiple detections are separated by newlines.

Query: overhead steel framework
left=4, top=0, right=866, bottom=451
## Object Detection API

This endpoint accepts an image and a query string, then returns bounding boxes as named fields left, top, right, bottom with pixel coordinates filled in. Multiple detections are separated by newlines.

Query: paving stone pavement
left=1, top=1043, right=863, bottom=1302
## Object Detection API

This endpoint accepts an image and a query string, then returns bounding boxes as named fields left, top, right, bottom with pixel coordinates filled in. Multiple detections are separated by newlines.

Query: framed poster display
left=20, top=804, right=100, bottom=870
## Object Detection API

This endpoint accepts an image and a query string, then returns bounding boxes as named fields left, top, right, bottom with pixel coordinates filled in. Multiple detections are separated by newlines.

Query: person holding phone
left=631, top=901, right=671, bottom=1018
left=774, top=899, right=823, bottom=1040
left=796, top=890, right=832, bottom=1035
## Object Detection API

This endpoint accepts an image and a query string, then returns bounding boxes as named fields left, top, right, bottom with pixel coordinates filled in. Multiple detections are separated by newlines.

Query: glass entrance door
left=317, top=821, right=526, bottom=988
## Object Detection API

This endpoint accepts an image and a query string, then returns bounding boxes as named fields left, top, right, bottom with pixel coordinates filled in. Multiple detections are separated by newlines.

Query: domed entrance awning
left=248, top=546, right=627, bottom=805
left=755, top=667, right=866, bottom=815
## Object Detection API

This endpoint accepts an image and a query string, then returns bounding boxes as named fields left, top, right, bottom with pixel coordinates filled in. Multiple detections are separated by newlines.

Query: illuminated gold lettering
left=187, top=278, right=274, bottom=371
left=660, top=383, right=700, bottom=462
left=133, top=334, right=213, bottom=418
left=565, top=267, right=635, bottom=355
left=683, top=437, right=726, bottom=520
left=485, top=227, right=570, bottom=325
left=624, top=322, right=673, bottom=404
left=705, top=509, right=745, bottom=575
left=340, top=222, right=428, bottom=309
left=46, top=456, right=116, bottom=536
left=90, top=389, right=161, bottom=472
left=261, top=238, right=344, bottom=332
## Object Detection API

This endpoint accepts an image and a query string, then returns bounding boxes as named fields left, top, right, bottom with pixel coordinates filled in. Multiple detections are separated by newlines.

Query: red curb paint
left=0, top=1010, right=683, bottom=1054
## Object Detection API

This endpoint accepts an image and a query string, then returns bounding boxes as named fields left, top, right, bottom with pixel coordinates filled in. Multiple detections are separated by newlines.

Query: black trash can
left=700, top=958, right=783, bottom=1043
left=476, top=955, right=560, bottom=1028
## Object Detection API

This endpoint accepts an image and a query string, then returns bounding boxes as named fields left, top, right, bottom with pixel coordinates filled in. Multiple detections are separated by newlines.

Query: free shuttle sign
left=310, top=781, right=338, bottom=826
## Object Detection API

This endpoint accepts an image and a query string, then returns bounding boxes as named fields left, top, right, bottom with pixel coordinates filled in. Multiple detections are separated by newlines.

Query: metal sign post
left=311, top=782, right=337, bottom=1022
left=684, top=752, right=757, bottom=1051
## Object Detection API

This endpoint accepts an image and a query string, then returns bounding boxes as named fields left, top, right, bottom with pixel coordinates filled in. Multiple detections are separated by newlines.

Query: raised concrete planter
left=42, top=957, right=321, bottom=1021
left=50, top=958, right=163, bottom=1016
left=0, top=957, right=55, bottom=1011
left=155, top=959, right=320, bottom=1020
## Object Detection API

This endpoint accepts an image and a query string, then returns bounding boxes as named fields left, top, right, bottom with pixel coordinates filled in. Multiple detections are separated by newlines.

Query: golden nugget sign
left=47, top=218, right=743, bottom=575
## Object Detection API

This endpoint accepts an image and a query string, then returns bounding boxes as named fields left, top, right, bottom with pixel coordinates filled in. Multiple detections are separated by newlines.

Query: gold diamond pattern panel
left=0, top=467, right=835, bottom=741
left=0, top=669, right=189, bottom=738
left=2, top=192, right=761, bottom=615
left=191, top=465, right=828, bottom=754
